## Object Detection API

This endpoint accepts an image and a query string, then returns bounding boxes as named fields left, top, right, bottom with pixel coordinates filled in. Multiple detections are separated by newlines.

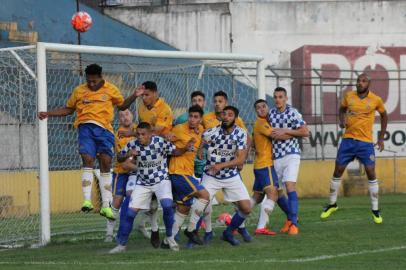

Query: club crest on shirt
left=101, top=94, right=108, bottom=101
left=369, top=154, right=375, bottom=161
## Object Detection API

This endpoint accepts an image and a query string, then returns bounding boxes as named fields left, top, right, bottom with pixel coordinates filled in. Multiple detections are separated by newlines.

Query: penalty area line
left=0, top=245, right=405, bottom=265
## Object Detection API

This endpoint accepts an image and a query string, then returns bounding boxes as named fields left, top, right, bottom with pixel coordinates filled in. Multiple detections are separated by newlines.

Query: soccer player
left=268, top=87, right=309, bottom=235
left=109, top=122, right=195, bottom=253
left=173, top=90, right=208, bottom=178
left=251, top=99, right=292, bottom=235
left=118, top=80, right=174, bottom=246
left=168, top=105, right=210, bottom=245
left=104, top=109, right=136, bottom=241
left=38, top=64, right=143, bottom=220
left=201, top=106, right=251, bottom=246
left=320, top=74, right=388, bottom=224
left=200, top=91, right=251, bottom=243
left=202, top=91, right=247, bottom=130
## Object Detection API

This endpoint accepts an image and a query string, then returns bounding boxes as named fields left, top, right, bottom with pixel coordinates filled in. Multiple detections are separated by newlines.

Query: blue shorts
left=112, top=172, right=129, bottom=196
left=78, top=123, right=114, bottom=158
left=336, top=138, right=375, bottom=166
left=253, top=166, right=279, bottom=192
left=170, top=174, right=205, bottom=206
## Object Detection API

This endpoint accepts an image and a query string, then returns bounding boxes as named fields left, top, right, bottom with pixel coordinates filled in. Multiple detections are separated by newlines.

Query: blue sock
left=161, top=199, right=175, bottom=237
left=287, top=191, right=298, bottom=225
left=195, top=216, right=204, bottom=230
left=116, top=196, right=130, bottom=241
left=117, top=207, right=137, bottom=246
left=277, top=195, right=290, bottom=219
left=226, top=211, right=246, bottom=233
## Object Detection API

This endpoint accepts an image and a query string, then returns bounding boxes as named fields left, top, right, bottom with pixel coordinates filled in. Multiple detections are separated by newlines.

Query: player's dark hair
left=188, top=105, right=204, bottom=117
left=254, top=99, right=267, bottom=108
left=137, top=122, right=152, bottom=130
left=223, top=105, right=239, bottom=118
left=142, top=81, right=158, bottom=92
left=85, top=64, right=102, bottom=76
left=274, top=87, right=287, bottom=95
left=214, top=90, right=228, bottom=100
left=191, top=90, right=205, bottom=100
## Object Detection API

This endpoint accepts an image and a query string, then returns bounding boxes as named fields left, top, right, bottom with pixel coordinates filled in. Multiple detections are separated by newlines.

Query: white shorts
left=128, top=179, right=172, bottom=210
left=274, top=154, right=301, bottom=183
left=201, top=173, right=250, bottom=203
left=126, top=175, right=137, bottom=193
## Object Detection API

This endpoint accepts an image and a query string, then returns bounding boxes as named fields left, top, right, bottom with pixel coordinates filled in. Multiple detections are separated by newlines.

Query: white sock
left=112, top=206, right=120, bottom=220
left=106, top=219, right=116, bottom=237
left=257, top=199, right=275, bottom=229
left=172, top=211, right=187, bottom=236
left=329, top=177, right=341, bottom=205
left=82, top=168, right=93, bottom=201
left=187, top=199, right=209, bottom=232
left=368, top=179, right=379, bottom=211
left=239, top=197, right=257, bottom=229
left=203, top=202, right=212, bottom=233
left=99, top=172, right=113, bottom=208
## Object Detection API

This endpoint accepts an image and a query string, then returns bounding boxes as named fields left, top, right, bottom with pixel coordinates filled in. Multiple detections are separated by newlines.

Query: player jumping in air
left=38, top=64, right=143, bottom=220
left=320, top=73, right=388, bottom=224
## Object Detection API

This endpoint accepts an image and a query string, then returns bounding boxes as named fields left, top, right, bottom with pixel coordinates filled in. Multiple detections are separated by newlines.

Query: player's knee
left=333, top=164, right=346, bottom=177
left=160, top=198, right=173, bottom=209
left=365, top=166, right=376, bottom=180
left=81, top=154, right=94, bottom=167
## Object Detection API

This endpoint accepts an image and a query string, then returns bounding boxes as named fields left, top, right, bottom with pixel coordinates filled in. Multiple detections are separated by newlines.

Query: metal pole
left=313, top=69, right=325, bottom=160
left=37, top=43, right=51, bottom=245
left=76, top=0, right=83, bottom=76
left=257, top=60, right=266, bottom=99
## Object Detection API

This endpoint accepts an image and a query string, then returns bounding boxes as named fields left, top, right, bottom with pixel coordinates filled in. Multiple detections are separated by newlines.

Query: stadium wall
left=1, top=159, right=405, bottom=216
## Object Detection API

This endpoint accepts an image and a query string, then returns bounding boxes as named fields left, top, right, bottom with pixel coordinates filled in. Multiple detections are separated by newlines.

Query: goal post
left=1, top=42, right=265, bottom=246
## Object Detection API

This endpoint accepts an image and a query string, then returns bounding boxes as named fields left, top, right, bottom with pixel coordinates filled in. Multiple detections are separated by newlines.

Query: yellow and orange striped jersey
left=169, top=123, right=203, bottom=176
left=66, top=81, right=124, bottom=133
left=202, top=111, right=247, bottom=130
left=342, top=91, right=386, bottom=143
left=113, top=124, right=137, bottom=173
left=138, top=98, right=173, bottom=136
left=253, top=117, right=273, bottom=169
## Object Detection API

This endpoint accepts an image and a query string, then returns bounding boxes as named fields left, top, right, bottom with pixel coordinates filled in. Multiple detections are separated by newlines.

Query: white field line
left=0, top=245, right=405, bottom=265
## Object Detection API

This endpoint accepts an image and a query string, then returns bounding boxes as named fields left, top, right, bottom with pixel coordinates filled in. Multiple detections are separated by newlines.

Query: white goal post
left=36, top=42, right=265, bottom=246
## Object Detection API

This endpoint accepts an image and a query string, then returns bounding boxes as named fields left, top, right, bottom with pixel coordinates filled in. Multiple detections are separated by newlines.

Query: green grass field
left=1, top=194, right=406, bottom=270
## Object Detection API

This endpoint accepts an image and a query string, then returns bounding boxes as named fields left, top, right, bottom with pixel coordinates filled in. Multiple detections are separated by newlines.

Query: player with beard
left=320, top=74, right=388, bottom=224
left=200, top=106, right=251, bottom=246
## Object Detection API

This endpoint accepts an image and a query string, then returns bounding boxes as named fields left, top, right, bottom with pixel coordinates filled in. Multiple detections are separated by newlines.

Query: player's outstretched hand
left=164, top=133, right=177, bottom=142
left=375, top=140, right=384, bottom=152
left=133, top=85, right=145, bottom=98
left=38, top=112, right=48, bottom=120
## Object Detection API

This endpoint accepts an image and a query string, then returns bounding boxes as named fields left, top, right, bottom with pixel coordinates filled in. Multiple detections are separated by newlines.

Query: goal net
left=0, top=43, right=264, bottom=246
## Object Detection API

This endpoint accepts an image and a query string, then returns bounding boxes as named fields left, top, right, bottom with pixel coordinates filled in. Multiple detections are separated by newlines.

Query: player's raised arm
left=117, top=85, right=145, bottom=111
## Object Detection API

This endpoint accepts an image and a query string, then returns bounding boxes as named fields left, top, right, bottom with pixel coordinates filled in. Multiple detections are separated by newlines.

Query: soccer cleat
left=372, top=210, right=383, bottom=224
left=100, top=207, right=116, bottom=221
left=137, top=224, right=151, bottom=239
left=185, top=239, right=194, bottom=249
left=104, top=235, right=114, bottom=243
left=280, top=220, right=292, bottom=233
left=81, top=200, right=94, bottom=212
left=161, top=237, right=179, bottom=251
left=320, top=203, right=338, bottom=219
left=108, top=244, right=126, bottom=254
left=221, top=230, right=240, bottom=246
left=288, top=224, right=299, bottom=235
left=255, top=227, right=277, bottom=235
left=184, top=229, right=203, bottom=245
left=150, top=230, right=160, bottom=248
left=203, top=231, right=214, bottom=245
left=237, top=228, right=253, bottom=242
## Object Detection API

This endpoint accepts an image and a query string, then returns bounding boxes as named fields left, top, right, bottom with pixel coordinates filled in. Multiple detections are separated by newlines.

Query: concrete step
left=0, top=22, right=17, bottom=31
left=8, top=30, right=38, bottom=43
